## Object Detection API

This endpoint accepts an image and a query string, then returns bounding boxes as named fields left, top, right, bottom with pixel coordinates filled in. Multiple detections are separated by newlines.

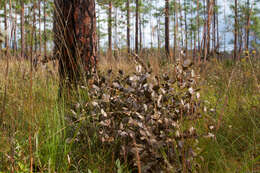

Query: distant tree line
left=0, top=0, right=259, bottom=62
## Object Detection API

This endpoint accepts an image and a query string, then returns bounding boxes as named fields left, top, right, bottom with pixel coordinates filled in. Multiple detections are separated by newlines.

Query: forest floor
left=0, top=52, right=259, bottom=173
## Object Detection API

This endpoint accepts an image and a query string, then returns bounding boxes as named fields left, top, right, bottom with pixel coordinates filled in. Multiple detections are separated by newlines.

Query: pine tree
left=54, top=0, right=97, bottom=88
left=165, top=0, right=170, bottom=57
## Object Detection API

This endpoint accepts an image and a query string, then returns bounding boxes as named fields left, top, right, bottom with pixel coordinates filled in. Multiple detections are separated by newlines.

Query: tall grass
left=0, top=57, right=70, bottom=172
left=198, top=57, right=260, bottom=172
left=0, top=53, right=259, bottom=172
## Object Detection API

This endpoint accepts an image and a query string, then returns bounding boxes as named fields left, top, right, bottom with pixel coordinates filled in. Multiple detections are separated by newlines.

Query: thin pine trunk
left=193, top=0, right=196, bottom=60
left=245, top=0, right=250, bottom=50
left=204, top=0, right=213, bottom=62
left=224, top=0, right=226, bottom=52
left=184, top=0, right=188, bottom=52
left=126, top=0, right=130, bottom=54
left=97, top=6, right=100, bottom=56
left=139, top=14, right=142, bottom=52
left=135, top=0, right=139, bottom=54
left=234, top=0, right=238, bottom=59
left=206, top=0, right=211, bottom=57
left=179, top=0, right=183, bottom=48
left=31, top=2, right=36, bottom=63
left=197, top=0, right=201, bottom=63
left=174, top=0, right=178, bottom=61
left=9, top=0, right=13, bottom=51
left=43, top=0, right=47, bottom=57
left=157, top=18, right=160, bottom=51
left=108, top=0, right=112, bottom=56
left=14, top=11, right=17, bottom=54
left=4, top=0, right=8, bottom=49
left=213, top=0, right=216, bottom=52
left=203, top=0, right=206, bottom=54
left=216, top=0, right=219, bottom=52
left=165, top=0, right=170, bottom=57
left=21, top=0, right=25, bottom=58
left=38, top=0, right=42, bottom=56
left=25, top=7, right=28, bottom=57
left=33, top=2, right=37, bottom=54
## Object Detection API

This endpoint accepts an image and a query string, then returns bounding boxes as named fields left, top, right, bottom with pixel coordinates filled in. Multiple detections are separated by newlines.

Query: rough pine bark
left=54, top=0, right=97, bottom=87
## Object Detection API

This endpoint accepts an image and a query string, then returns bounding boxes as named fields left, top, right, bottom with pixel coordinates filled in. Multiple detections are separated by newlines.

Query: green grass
left=198, top=57, right=260, bottom=172
left=0, top=59, right=69, bottom=172
left=0, top=56, right=259, bottom=172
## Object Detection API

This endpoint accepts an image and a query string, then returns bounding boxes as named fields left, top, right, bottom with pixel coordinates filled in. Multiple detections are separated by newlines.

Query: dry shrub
left=71, top=57, right=202, bottom=172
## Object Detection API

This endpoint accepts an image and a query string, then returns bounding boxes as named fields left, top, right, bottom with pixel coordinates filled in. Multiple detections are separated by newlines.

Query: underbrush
left=0, top=54, right=259, bottom=172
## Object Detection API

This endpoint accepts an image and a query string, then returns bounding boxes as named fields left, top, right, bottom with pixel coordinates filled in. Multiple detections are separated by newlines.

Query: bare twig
left=133, top=137, right=142, bottom=173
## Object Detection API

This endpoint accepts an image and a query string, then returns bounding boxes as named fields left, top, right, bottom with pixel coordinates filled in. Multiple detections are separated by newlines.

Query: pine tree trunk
left=33, top=2, right=37, bottom=54
left=44, top=0, right=47, bottom=58
left=126, top=0, right=130, bottom=54
left=179, top=0, right=183, bottom=48
left=54, top=0, right=97, bottom=87
left=197, top=0, right=201, bottom=63
left=184, top=0, right=187, bottom=52
left=234, top=0, right=238, bottom=59
left=213, top=0, right=216, bottom=52
left=135, top=0, right=139, bottom=54
left=245, top=0, right=250, bottom=50
left=139, top=14, right=142, bottom=52
left=25, top=7, right=28, bottom=58
left=216, top=0, right=219, bottom=52
left=20, top=0, right=25, bottom=58
left=204, top=0, right=213, bottom=62
left=9, top=0, right=13, bottom=52
left=97, top=6, right=100, bottom=56
left=14, top=11, right=17, bottom=54
left=165, top=0, right=170, bottom=57
left=38, top=0, right=41, bottom=56
left=174, top=0, right=178, bottom=61
left=206, top=0, right=211, bottom=58
left=224, top=0, right=226, bottom=52
left=4, top=0, right=8, bottom=49
left=108, top=0, right=112, bottom=56
left=157, top=18, right=160, bottom=51
left=31, top=2, right=36, bottom=65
